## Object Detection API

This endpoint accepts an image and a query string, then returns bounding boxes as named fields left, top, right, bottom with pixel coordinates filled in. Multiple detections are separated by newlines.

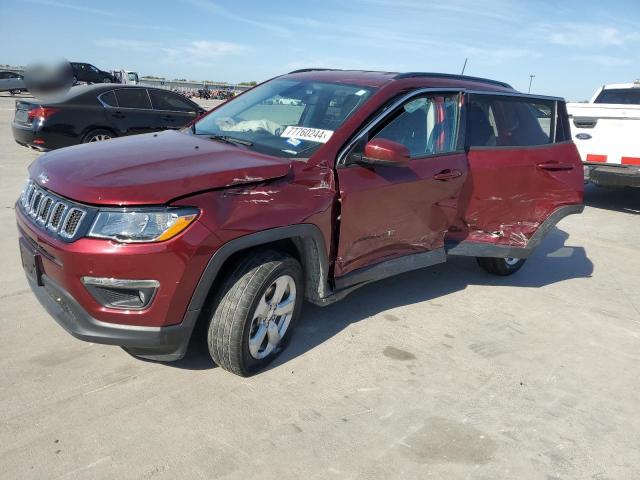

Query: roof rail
left=394, top=72, right=512, bottom=89
left=288, top=68, right=338, bottom=74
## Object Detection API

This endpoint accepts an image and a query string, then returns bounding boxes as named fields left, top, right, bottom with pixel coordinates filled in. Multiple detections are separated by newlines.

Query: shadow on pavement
left=584, top=183, right=640, bottom=214
left=163, top=226, right=592, bottom=372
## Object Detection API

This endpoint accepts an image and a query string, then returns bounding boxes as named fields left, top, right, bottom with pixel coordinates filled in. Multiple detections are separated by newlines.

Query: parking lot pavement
left=0, top=92, right=639, bottom=480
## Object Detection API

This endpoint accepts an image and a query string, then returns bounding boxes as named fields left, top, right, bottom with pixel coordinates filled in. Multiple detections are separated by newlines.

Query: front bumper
left=26, top=268, right=198, bottom=360
left=584, top=163, right=640, bottom=188
left=16, top=202, right=219, bottom=361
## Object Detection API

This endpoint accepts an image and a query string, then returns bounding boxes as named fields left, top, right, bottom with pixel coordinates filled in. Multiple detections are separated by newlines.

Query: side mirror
left=359, top=138, right=410, bottom=167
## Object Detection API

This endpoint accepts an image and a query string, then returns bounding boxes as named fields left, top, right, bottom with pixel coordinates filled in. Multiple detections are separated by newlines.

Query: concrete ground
left=0, top=92, right=639, bottom=480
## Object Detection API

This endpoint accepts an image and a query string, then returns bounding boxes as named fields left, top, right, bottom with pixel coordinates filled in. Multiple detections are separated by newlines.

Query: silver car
left=0, top=71, right=26, bottom=94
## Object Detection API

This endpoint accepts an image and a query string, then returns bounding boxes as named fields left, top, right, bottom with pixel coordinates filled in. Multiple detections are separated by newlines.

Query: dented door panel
left=335, top=153, right=468, bottom=276
left=449, top=142, right=583, bottom=247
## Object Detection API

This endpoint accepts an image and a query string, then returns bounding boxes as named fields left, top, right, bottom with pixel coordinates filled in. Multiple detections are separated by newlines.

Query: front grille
left=36, top=196, right=54, bottom=225
left=19, top=180, right=89, bottom=241
left=60, top=208, right=85, bottom=238
left=48, top=202, right=66, bottom=231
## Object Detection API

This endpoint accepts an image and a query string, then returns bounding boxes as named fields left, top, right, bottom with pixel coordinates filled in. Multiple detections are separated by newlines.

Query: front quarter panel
left=175, top=160, right=337, bottom=260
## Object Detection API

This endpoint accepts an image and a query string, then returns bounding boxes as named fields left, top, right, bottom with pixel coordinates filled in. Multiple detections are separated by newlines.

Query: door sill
left=334, top=248, right=446, bottom=291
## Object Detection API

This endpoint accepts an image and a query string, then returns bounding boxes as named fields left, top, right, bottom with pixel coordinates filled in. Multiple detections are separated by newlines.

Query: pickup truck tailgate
left=567, top=103, right=640, bottom=165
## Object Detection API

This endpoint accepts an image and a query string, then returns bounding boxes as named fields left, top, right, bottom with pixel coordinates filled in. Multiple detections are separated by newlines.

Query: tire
left=83, top=129, right=113, bottom=143
left=476, top=257, right=526, bottom=276
left=207, top=250, right=303, bottom=376
left=102, top=78, right=111, bottom=83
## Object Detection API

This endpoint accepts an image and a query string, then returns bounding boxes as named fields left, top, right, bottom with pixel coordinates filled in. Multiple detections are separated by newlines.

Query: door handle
left=433, top=169, right=463, bottom=181
left=160, top=115, right=175, bottom=120
left=111, top=111, right=126, bottom=119
left=537, top=161, right=574, bottom=171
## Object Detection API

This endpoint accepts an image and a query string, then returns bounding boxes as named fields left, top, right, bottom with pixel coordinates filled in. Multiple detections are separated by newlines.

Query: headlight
left=88, top=207, right=199, bottom=243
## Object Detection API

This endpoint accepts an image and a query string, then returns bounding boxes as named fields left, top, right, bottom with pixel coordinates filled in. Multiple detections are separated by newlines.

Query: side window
left=555, top=102, right=571, bottom=142
left=0, top=72, right=7, bottom=79
left=148, top=89, right=196, bottom=112
left=115, top=89, right=151, bottom=109
left=467, top=95, right=554, bottom=147
left=89, top=65, right=99, bottom=73
left=363, top=94, right=460, bottom=158
left=100, top=91, right=117, bottom=107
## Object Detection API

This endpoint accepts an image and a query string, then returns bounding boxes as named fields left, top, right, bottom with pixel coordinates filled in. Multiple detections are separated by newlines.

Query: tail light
left=27, top=107, right=59, bottom=122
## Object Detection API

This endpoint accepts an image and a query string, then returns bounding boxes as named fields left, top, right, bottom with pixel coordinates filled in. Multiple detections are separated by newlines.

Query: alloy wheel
left=89, top=134, right=111, bottom=142
left=248, top=275, right=296, bottom=359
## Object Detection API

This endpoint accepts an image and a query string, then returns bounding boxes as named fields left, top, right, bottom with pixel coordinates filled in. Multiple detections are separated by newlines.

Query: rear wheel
left=207, top=250, right=303, bottom=376
left=83, top=129, right=113, bottom=143
left=477, top=257, right=526, bottom=276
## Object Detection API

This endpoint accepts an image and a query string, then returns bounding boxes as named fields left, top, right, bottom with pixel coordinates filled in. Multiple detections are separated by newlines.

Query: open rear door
left=447, top=92, right=583, bottom=255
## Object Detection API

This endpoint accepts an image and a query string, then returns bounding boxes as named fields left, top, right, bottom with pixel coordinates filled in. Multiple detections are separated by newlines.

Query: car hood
left=29, top=130, right=292, bottom=205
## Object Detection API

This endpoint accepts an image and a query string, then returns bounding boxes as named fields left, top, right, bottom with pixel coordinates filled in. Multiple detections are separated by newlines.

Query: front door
left=455, top=93, right=583, bottom=247
left=336, top=92, right=468, bottom=277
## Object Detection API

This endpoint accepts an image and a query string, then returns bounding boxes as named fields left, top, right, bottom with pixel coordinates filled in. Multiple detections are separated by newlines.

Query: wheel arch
left=188, top=224, right=332, bottom=316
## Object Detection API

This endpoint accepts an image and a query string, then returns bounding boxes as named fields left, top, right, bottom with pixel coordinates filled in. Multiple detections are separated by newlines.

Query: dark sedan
left=12, top=84, right=206, bottom=151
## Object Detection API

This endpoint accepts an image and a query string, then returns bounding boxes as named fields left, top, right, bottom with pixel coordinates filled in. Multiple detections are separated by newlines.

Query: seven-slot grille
left=20, top=181, right=87, bottom=239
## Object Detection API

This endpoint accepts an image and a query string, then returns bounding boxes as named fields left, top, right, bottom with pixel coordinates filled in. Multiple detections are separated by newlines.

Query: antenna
left=461, top=58, right=468, bottom=75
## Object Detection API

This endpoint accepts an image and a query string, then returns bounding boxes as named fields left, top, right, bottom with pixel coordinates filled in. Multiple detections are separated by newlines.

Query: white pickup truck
left=567, top=81, right=640, bottom=188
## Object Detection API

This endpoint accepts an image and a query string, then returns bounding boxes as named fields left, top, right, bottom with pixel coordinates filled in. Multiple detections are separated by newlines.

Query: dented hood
left=29, top=130, right=291, bottom=205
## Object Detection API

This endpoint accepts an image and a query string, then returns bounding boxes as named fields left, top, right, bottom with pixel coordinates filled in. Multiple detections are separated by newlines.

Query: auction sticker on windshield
left=281, top=126, right=334, bottom=143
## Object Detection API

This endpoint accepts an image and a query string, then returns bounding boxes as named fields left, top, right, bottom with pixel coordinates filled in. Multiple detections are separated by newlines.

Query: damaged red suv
left=17, top=69, right=583, bottom=376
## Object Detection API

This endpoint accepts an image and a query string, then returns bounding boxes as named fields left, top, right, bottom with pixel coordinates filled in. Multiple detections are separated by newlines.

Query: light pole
left=528, top=74, right=535, bottom=93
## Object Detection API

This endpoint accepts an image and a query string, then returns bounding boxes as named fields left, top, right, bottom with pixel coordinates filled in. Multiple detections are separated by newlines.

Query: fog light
left=81, top=277, right=159, bottom=310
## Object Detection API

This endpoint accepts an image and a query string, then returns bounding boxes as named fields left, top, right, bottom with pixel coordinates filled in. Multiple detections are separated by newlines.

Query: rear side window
left=466, top=95, right=555, bottom=147
left=555, top=102, right=571, bottom=142
left=100, top=91, right=117, bottom=107
left=594, top=88, right=640, bottom=105
left=148, top=90, right=196, bottom=112
left=115, top=89, right=151, bottom=109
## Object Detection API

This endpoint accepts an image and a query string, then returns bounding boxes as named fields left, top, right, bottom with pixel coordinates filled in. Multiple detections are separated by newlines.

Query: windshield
left=192, top=79, right=376, bottom=158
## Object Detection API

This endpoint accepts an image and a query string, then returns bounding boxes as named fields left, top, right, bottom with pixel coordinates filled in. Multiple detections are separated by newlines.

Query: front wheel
left=477, top=257, right=526, bottom=276
left=207, top=250, right=303, bottom=376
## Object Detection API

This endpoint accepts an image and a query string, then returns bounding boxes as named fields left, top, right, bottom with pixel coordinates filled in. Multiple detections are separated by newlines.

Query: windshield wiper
left=208, top=134, right=253, bottom=147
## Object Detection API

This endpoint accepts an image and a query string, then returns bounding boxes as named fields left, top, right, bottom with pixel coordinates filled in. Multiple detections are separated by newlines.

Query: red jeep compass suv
left=16, top=69, right=584, bottom=376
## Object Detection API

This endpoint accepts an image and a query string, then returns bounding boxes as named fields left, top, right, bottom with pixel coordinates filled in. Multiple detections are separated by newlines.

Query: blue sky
left=1, top=0, right=639, bottom=100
